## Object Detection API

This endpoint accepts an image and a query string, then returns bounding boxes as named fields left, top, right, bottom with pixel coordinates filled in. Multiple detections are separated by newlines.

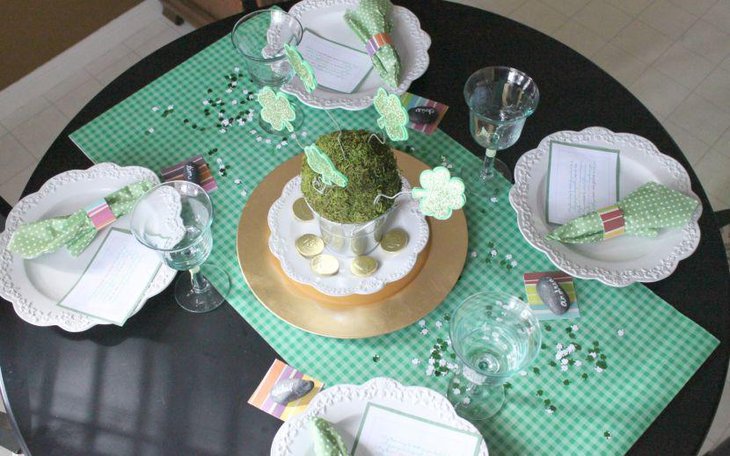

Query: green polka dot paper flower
left=373, top=87, right=408, bottom=141
left=412, top=166, right=466, bottom=220
left=304, top=144, right=348, bottom=188
left=256, top=86, right=296, bottom=132
left=284, top=44, right=317, bottom=93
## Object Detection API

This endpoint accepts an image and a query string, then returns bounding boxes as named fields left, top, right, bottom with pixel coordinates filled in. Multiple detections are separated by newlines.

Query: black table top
left=2, top=1, right=728, bottom=455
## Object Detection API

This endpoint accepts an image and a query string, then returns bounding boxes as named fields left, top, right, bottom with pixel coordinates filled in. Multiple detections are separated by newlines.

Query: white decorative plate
left=0, top=163, right=176, bottom=332
left=271, top=377, right=489, bottom=456
left=509, top=127, right=702, bottom=287
left=268, top=176, right=429, bottom=296
left=283, top=0, right=431, bottom=110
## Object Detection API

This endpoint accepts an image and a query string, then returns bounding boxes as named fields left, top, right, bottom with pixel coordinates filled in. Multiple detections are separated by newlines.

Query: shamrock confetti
left=257, top=86, right=296, bottom=132
left=412, top=166, right=466, bottom=220
left=284, top=43, right=317, bottom=93
left=373, top=87, right=408, bottom=141
left=304, top=144, right=348, bottom=188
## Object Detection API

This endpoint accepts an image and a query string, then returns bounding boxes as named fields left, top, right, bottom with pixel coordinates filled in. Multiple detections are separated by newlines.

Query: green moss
left=301, top=130, right=401, bottom=224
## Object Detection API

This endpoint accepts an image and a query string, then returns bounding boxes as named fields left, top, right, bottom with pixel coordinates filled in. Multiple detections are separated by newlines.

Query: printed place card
left=248, top=359, right=324, bottom=421
left=297, top=30, right=373, bottom=94
left=546, top=141, right=620, bottom=225
left=58, top=228, right=162, bottom=325
left=352, top=403, right=483, bottom=456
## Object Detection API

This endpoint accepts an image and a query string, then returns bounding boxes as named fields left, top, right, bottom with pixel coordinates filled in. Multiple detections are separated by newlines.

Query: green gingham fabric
left=69, top=35, right=718, bottom=455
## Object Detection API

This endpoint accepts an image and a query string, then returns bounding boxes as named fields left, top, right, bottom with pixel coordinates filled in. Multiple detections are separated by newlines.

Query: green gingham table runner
left=69, top=35, right=718, bottom=455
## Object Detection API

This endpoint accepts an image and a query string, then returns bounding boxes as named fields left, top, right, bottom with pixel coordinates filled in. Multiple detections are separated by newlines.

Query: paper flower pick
left=284, top=44, right=317, bottom=93
left=412, top=166, right=466, bottom=220
left=304, top=144, right=348, bottom=188
left=373, top=87, right=408, bottom=141
left=256, top=86, right=296, bottom=132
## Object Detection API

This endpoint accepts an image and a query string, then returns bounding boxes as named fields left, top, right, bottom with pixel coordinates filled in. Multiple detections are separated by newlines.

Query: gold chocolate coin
left=292, top=198, right=314, bottom=221
left=380, top=228, right=409, bottom=252
left=350, top=256, right=378, bottom=277
left=295, top=234, right=324, bottom=258
left=311, top=254, right=339, bottom=276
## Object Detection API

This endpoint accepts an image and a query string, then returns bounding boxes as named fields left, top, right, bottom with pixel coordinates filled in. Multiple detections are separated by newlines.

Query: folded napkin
left=547, top=182, right=699, bottom=244
left=309, top=417, right=349, bottom=456
left=8, top=181, right=154, bottom=258
left=344, top=0, right=401, bottom=88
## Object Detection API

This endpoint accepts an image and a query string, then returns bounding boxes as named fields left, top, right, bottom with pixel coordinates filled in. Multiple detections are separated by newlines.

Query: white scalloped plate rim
left=0, top=163, right=176, bottom=332
left=282, top=0, right=431, bottom=110
left=267, top=175, right=429, bottom=296
left=271, top=377, right=489, bottom=456
left=508, top=126, right=702, bottom=287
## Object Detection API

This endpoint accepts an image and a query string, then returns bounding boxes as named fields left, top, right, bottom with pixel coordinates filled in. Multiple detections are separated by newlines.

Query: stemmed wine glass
left=130, top=181, right=231, bottom=313
left=463, top=66, right=540, bottom=198
left=231, top=8, right=304, bottom=133
left=447, top=291, right=542, bottom=421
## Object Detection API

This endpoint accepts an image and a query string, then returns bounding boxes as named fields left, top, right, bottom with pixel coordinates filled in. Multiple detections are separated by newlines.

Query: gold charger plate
left=236, top=151, right=468, bottom=338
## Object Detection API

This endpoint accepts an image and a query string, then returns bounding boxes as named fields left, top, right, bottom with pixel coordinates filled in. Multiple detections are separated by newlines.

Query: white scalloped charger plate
left=283, top=0, right=431, bottom=110
left=268, top=176, right=429, bottom=296
left=509, top=127, right=702, bottom=287
left=271, top=377, right=488, bottom=456
left=0, top=163, right=176, bottom=332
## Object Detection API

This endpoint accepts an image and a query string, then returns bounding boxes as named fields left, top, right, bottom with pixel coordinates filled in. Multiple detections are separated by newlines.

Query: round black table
left=2, top=1, right=728, bottom=454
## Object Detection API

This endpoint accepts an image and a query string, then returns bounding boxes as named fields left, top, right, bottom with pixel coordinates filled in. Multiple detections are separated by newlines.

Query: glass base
left=447, top=376, right=506, bottom=421
left=174, top=263, right=231, bottom=313
left=259, top=101, right=304, bottom=135
left=462, top=158, right=512, bottom=198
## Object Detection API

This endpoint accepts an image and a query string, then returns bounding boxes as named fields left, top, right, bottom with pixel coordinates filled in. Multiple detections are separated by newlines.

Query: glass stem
left=189, top=266, right=210, bottom=294
left=480, top=148, right=497, bottom=180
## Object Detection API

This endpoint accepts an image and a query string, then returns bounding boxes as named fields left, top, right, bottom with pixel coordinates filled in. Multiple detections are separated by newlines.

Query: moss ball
left=301, top=130, right=401, bottom=224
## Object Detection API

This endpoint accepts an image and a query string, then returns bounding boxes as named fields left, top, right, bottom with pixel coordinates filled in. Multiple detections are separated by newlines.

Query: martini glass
left=231, top=9, right=304, bottom=134
left=130, top=181, right=231, bottom=313
left=447, top=291, right=541, bottom=421
left=463, top=66, right=539, bottom=198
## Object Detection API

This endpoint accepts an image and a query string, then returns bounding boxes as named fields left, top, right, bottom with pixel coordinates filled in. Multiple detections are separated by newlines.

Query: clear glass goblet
left=462, top=66, right=540, bottom=198
left=231, top=8, right=304, bottom=133
left=130, top=181, right=231, bottom=313
left=447, top=291, right=542, bottom=421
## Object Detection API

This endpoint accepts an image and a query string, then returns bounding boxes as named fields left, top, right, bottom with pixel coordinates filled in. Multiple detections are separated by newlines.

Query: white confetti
left=420, top=328, right=428, bottom=335
left=462, top=397, right=471, bottom=405
left=470, top=250, right=477, bottom=258
left=219, top=129, right=227, bottom=133
left=435, top=321, right=443, bottom=328
left=234, top=179, right=242, bottom=185
left=589, top=352, right=597, bottom=359
left=561, top=358, right=569, bottom=365
left=226, top=88, right=233, bottom=93
left=425, top=365, right=435, bottom=376
left=428, top=358, right=435, bottom=365
left=439, top=359, right=447, bottom=367
left=595, top=366, right=604, bottom=373
left=276, top=145, right=282, bottom=149
left=240, top=189, right=248, bottom=197
left=250, top=129, right=256, bottom=134
left=301, top=131, right=308, bottom=137
left=234, top=66, right=240, bottom=72
left=556, top=343, right=564, bottom=350
left=256, top=136, right=262, bottom=142
left=490, top=249, right=497, bottom=256
left=418, top=320, right=426, bottom=327
left=237, top=119, right=245, bottom=126
left=411, top=358, right=420, bottom=365
left=281, top=141, right=288, bottom=146
left=510, top=260, right=518, bottom=267
left=617, top=329, right=625, bottom=337
left=265, top=138, right=271, bottom=144
left=243, top=89, right=249, bottom=95
left=203, top=100, right=209, bottom=105
left=519, top=370, right=527, bottom=377
left=221, top=119, right=230, bottom=126
left=505, top=254, right=513, bottom=260
left=167, top=105, right=174, bottom=110
left=147, top=127, right=154, bottom=133
left=231, top=100, right=238, bottom=105
left=574, top=360, right=582, bottom=367
left=452, top=388, right=461, bottom=395
left=560, top=365, right=569, bottom=372
left=572, top=325, right=579, bottom=331
left=490, top=197, right=498, bottom=203
left=151, top=106, right=160, bottom=111
left=290, top=133, right=297, bottom=138
left=546, top=408, right=554, bottom=415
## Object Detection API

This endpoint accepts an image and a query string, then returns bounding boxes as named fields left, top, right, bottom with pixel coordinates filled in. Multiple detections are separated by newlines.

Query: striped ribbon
left=85, top=199, right=117, bottom=231
left=365, top=32, right=393, bottom=57
left=597, top=204, right=625, bottom=239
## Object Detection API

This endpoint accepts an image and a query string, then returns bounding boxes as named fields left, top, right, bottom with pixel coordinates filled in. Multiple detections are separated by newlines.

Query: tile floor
left=0, top=0, right=728, bottom=454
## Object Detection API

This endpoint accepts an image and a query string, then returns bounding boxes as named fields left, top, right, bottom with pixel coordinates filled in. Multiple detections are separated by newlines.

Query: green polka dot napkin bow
left=309, top=417, right=349, bottom=456
left=344, top=0, right=402, bottom=88
left=7, top=181, right=154, bottom=258
left=547, top=182, right=699, bottom=244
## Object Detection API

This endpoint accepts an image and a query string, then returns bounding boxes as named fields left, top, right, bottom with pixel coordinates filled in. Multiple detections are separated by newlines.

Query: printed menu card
left=297, top=30, right=373, bottom=93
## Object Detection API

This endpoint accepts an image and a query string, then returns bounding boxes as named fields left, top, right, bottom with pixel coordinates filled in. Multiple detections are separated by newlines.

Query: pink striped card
left=400, top=92, right=449, bottom=135
left=248, top=359, right=324, bottom=421
left=160, top=154, right=217, bottom=193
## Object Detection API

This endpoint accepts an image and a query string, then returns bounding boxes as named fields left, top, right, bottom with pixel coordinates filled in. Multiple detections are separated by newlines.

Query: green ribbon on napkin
left=8, top=181, right=154, bottom=258
left=547, top=182, right=699, bottom=244
left=309, top=417, right=349, bottom=456
left=344, top=0, right=401, bottom=88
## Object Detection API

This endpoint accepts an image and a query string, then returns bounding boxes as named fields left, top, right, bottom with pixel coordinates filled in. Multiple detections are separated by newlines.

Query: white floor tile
left=639, top=0, right=699, bottom=40
left=653, top=42, right=715, bottom=91
left=9, top=106, right=68, bottom=160
left=122, top=18, right=172, bottom=51
left=552, top=20, right=606, bottom=58
left=457, top=0, right=528, bottom=17
left=605, top=0, right=654, bottom=17
left=132, top=27, right=181, bottom=59
left=695, top=68, right=730, bottom=115
left=694, top=150, right=730, bottom=206
left=0, top=96, right=51, bottom=131
left=610, top=20, right=673, bottom=64
left=0, top=163, right=37, bottom=205
left=706, top=379, right=730, bottom=445
left=509, top=1, right=568, bottom=35
left=94, top=52, right=144, bottom=87
left=44, top=69, right=94, bottom=103
left=702, top=0, right=730, bottom=32
left=0, top=134, right=37, bottom=184
left=711, top=129, right=730, bottom=161
left=668, top=94, right=730, bottom=146
left=722, top=55, right=730, bottom=73
left=663, top=120, right=711, bottom=166
left=668, top=0, right=719, bottom=17
left=591, top=44, right=648, bottom=86
left=572, top=0, right=632, bottom=41
left=52, top=79, right=104, bottom=119
left=630, top=67, right=690, bottom=119
left=540, top=0, right=590, bottom=17
left=84, top=42, right=135, bottom=76
left=680, top=19, right=730, bottom=65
